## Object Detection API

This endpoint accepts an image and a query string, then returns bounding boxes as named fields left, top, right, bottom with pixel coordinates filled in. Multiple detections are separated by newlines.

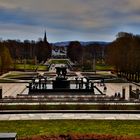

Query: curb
left=0, top=110, right=140, bottom=114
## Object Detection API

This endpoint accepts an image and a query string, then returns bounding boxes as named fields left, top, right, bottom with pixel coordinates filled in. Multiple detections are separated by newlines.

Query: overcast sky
left=0, top=0, right=140, bottom=42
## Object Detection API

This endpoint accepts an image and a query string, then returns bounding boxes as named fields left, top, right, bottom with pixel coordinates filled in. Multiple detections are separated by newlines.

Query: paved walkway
left=0, top=113, right=140, bottom=120
left=0, top=83, right=28, bottom=98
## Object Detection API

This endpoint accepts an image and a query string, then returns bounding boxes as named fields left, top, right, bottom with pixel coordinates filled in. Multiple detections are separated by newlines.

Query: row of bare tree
left=67, top=41, right=105, bottom=62
left=0, top=45, right=13, bottom=73
left=106, top=32, right=140, bottom=82
left=1, top=32, right=140, bottom=82
left=2, top=40, right=51, bottom=62
left=67, top=41, right=106, bottom=71
left=0, top=39, right=52, bottom=74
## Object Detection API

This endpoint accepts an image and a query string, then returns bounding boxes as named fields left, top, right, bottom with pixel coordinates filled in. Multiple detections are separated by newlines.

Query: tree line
left=67, top=41, right=106, bottom=71
left=0, top=31, right=140, bottom=82
left=66, top=32, right=140, bottom=82
left=0, top=45, right=13, bottom=73
left=0, top=39, right=52, bottom=74
left=106, top=32, right=140, bottom=82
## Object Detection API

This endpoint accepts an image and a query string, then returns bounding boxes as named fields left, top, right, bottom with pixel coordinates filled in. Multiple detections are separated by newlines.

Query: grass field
left=96, top=64, right=114, bottom=71
left=49, top=59, right=68, bottom=64
left=0, top=78, right=16, bottom=83
left=0, top=120, right=139, bottom=138
left=14, top=64, right=48, bottom=71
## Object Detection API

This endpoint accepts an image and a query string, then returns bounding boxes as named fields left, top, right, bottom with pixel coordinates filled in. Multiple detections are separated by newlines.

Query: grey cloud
left=0, top=0, right=140, bottom=41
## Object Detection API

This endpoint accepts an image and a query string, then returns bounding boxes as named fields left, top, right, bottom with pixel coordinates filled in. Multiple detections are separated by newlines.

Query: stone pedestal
left=129, top=85, right=132, bottom=99
left=53, top=78, right=70, bottom=89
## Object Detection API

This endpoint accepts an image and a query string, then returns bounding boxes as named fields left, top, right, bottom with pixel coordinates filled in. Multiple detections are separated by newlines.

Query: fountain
left=27, top=66, right=105, bottom=95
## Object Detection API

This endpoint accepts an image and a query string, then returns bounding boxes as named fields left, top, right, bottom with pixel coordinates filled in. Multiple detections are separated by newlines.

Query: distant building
left=51, top=46, right=67, bottom=58
left=43, top=30, right=50, bottom=46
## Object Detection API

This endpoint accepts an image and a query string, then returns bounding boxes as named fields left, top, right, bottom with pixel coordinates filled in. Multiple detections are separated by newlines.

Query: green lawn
left=82, top=64, right=114, bottom=72
left=3, top=73, right=26, bottom=79
left=14, top=64, right=48, bottom=71
left=49, top=59, right=68, bottom=64
left=37, top=65, right=48, bottom=71
left=0, top=120, right=139, bottom=138
left=0, top=78, right=16, bottom=83
left=3, top=72, right=37, bottom=80
left=96, top=64, right=114, bottom=71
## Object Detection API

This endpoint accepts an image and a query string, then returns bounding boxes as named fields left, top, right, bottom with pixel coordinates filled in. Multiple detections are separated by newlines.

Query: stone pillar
left=122, top=88, right=125, bottom=100
left=81, top=78, right=83, bottom=88
left=129, top=85, right=132, bottom=99
left=136, top=88, right=139, bottom=99
left=79, top=83, right=82, bottom=89
left=75, top=77, right=78, bottom=89
left=86, top=79, right=90, bottom=89
left=39, top=78, right=41, bottom=89
left=0, top=86, right=2, bottom=99
left=91, top=82, right=94, bottom=94
left=91, top=82, right=94, bottom=89
left=44, top=77, right=47, bottom=89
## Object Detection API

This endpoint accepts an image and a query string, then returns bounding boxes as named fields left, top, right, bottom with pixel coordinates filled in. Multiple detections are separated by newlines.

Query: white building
left=51, top=47, right=67, bottom=58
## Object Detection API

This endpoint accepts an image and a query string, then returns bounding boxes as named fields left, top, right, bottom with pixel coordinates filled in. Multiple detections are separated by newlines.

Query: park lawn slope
left=0, top=120, right=139, bottom=138
left=96, top=64, right=114, bottom=71
left=14, top=64, right=48, bottom=71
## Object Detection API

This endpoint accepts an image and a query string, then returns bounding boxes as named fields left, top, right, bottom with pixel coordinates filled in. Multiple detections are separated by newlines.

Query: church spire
left=44, top=30, right=47, bottom=43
